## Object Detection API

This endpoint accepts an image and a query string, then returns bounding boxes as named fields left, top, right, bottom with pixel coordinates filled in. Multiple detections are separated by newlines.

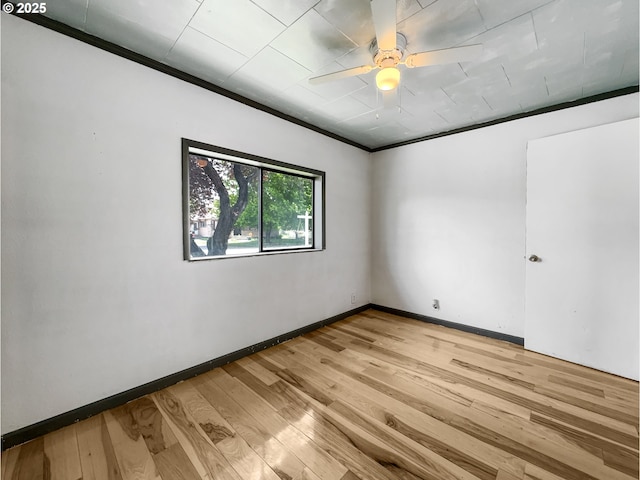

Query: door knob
left=529, top=254, right=541, bottom=263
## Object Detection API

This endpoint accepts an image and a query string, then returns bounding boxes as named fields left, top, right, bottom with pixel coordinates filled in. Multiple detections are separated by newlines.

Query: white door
left=525, top=118, right=639, bottom=380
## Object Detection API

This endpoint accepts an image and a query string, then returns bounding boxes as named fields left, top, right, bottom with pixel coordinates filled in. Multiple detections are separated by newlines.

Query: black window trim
left=182, top=138, right=326, bottom=261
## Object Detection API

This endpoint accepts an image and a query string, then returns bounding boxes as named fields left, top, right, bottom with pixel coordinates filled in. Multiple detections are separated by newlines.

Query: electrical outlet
left=432, top=299, right=440, bottom=310
left=351, top=293, right=356, bottom=304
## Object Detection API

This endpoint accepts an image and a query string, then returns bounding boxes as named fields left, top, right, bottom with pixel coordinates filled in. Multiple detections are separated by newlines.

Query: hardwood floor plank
left=515, top=351, right=638, bottom=393
left=43, top=424, right=82, bottom=480
left=533, top=384, right=639, bottom=426
left=336, top=317, right=640, bottom=434
left=214, top=434, right=282, bottom=480
left=355, top=311, right=519, bottom=353
left=373, top=381, right=595, bottom=479
left=103, top=408, right=161, bottom=480
left=547, top=373, right=606, bottom=397
left=603, top=387, right=640, bottom=410
left=347, top=314, right=494, bottom=357
left=495, top=470, right=523, bottom=480
left=602, top=445, right=640, bottom=478
left=340, top=333, right=638, bottom=447
left=1, top=446, right=21, bottom=480
left=527, top=411, right=615, bottom=458
left=167, top=381, right=281, bottom=480
left=523, top=463, right=567, bottom=480
left=276, top=368, right=336, bottom=406
left=152, top=389, right=242, bottom=480
left=237, top=355, right=281, bottom=386
left=338, top=471, right=360, bottom=480
left=322, top=352, right=626, bottom=480
left=450, top=358, right=536, bottom=390
left=152, top=443, right=201, bottom=480
left=273, top=340, right=526, bottom=480
left=293, top=332, right=530, bottom=468
left=8, top=438, right=45, bottom=480
left=75, top=415, right=123, bottom=480
left=306, top=330, right=346, bottom=353
left=287, top=382, right=469, bottom=480
left=536, top=377, right=638, bottom=420
left=167, top=382, right=235, bottom=445
left=193, top=372, right=311, bottom=480
left=333, top=317, right=407, bottom=343
left=344, top=315, right=631, bottom=421
left=208, top=369, right=350, bottom=480
left=453, top=342, right=532, bottom=366
left=276, top=401, right=399, bottom=480
left=6, top=310, right=637, bottom=480
left=390, top=358, right=532, bottom=420
left=223, top=362, right=290, bottom=411
left=270, top=365, right=461, bottom=480
left=329, top=399, right=484, bottom=480
left=305, top=338, right=531, bottom=421
left=377, top=408, right=499, bottom=479
left=328, top=321, right=539, bottom=393
left=329, top=324, right=377, bottom=343
left=119, top=396, right=179, bottom=455
left=252, top=352, right=287, bottom=375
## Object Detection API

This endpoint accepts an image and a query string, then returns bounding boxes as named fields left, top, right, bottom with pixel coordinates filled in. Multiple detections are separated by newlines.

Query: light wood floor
left=2, top=309, right=639, bottom=479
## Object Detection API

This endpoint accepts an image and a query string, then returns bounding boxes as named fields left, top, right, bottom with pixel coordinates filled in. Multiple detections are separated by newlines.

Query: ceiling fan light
left=376, top=67, right=400, bottom=91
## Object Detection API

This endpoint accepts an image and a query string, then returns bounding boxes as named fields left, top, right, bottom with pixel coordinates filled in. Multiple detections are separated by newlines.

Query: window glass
left=184, top=140, right=324, bottom=260
left=188, top=155, right=259, bottom=257
left=262, top=171, right=313, bottom=250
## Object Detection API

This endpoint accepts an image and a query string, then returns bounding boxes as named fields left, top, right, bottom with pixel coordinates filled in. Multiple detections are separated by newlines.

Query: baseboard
left=1, top=304, right=370, bottom=451
left=1, top=303, right=522, bottom=450
left=370, top=304, right=525, bottom=346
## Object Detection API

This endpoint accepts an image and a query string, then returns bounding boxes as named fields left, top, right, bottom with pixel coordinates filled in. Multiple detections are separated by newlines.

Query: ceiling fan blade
left=404, top=44, right=483, bottom=68
left=308, top=65, right=374, bottom=85
left=370, top=0, right=397, bottom=51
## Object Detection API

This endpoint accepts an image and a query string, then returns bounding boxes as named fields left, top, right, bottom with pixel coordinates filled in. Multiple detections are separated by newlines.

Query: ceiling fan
left=308, top=0, right=482, bottom=94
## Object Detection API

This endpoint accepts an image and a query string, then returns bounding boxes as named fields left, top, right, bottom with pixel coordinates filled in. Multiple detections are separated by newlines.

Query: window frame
left=182, top=138, right=325, bottom=261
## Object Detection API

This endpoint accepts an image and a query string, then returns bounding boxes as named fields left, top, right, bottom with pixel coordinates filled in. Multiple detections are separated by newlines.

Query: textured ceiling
left=42, top=0, right=639, bottom=149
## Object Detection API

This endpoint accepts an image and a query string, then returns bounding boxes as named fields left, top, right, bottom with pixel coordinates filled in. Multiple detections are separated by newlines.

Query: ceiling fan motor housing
left=370, top=32, right=407, bottom=68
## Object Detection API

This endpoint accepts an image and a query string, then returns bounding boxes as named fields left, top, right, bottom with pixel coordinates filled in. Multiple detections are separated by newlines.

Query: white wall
left=1, top=15, right=371, bottom=434
left=371, top=93, right=639, bottom=339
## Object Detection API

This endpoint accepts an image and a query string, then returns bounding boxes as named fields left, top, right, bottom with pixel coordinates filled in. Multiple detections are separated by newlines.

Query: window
left=183, top=139, right=325, bottom=260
